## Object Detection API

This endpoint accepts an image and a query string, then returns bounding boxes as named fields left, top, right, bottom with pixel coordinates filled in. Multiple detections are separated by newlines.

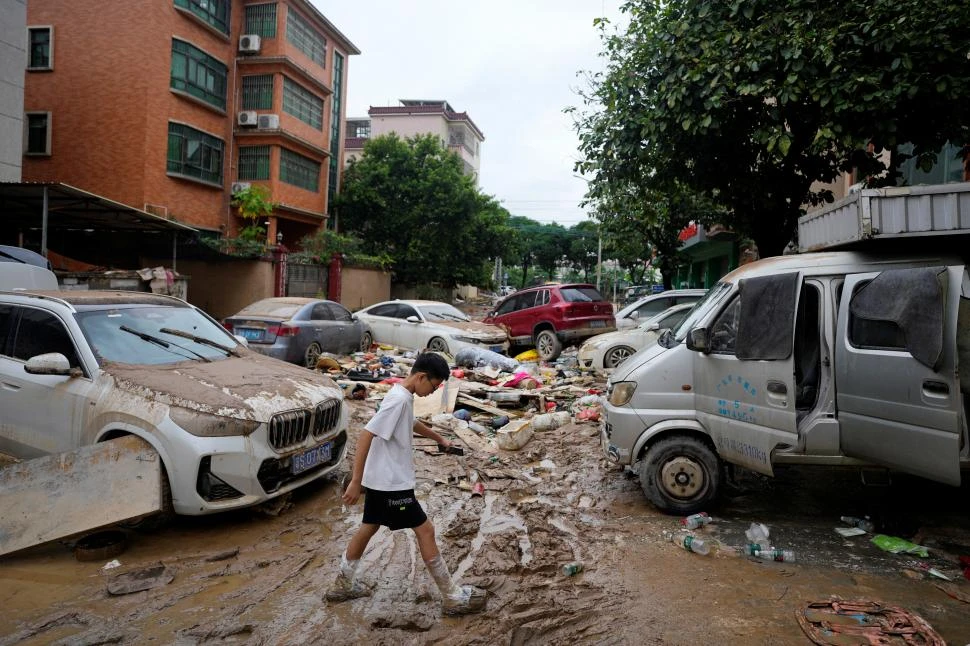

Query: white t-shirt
left=361, top=384, right=416, bottom=491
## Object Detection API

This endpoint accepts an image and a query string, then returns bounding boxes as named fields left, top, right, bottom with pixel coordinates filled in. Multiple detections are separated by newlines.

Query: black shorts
left=362, top=488, right=427, bottom=531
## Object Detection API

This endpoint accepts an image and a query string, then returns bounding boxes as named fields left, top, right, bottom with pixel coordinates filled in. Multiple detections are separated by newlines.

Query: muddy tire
left=604, top=345, right=635, bottom=369
left=639, top=436, right=721, bottom=515
left=534, top=330, right=562, bottom=361
left=122, top=465, right=175, bottom=531
left=304, top=342, right=323, bottom=369
left=427, top=337, right=449, bottom=353
left=360, top=331, right=373, bottom=351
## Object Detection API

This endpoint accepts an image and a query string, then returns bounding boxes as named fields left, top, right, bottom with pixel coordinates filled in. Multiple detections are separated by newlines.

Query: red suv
left=484, top=283, right=615, bottom=360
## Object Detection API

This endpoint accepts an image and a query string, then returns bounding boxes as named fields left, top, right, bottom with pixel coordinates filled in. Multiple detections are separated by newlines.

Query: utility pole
left=596, top=227, right=602, bottom=291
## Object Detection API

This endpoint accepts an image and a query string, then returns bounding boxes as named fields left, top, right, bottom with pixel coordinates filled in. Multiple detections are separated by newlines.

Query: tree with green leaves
left=336, top=134, right=513, bottom=287
left=231, top=185, right=275, bottom=242
left=573, top=0, right=970, bottom=256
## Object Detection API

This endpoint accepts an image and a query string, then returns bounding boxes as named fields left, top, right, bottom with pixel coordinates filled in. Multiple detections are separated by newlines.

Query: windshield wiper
left=160, top=328, right=238, bottom=357
left=120, top=325, right=211, bottom=362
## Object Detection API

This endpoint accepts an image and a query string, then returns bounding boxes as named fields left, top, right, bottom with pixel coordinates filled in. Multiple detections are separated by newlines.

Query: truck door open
left=836, top=266, right=962, bottom=485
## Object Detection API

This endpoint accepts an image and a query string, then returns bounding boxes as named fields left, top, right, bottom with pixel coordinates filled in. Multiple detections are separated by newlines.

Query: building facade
left=22, top=0, right=358, bottom=245
left=344, top=99, right=484, bottom=182
left=0, top=0, right=27, bottom=181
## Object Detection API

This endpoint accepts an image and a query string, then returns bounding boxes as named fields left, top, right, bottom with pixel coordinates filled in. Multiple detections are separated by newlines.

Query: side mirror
left=233, top=334, right=250, bottom=348
left=24, top=352, right=80, bottom=377
left=686, top=328, right=710, bottom=353
left=646, top=323, right=660, bottom=332
left=406, top=315, right=421, bottom=324
left=630, top=311, right=640, bottom=320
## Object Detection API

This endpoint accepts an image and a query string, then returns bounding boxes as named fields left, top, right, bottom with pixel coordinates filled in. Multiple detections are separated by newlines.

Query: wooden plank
left=0, top=436, right=162, bottom=557
left=414, top=377, right=461, bottom=418
left=451, top=424, right=497, bottom=455
left=457, top=394, right=512, bottom=417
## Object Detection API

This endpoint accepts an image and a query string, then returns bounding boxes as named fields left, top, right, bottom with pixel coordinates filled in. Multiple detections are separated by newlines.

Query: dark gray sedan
left=224, top=298, right=371, bottom=368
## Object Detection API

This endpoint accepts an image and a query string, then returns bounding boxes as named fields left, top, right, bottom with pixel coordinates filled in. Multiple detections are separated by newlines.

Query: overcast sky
left=315, top=1, right=625, bottom=227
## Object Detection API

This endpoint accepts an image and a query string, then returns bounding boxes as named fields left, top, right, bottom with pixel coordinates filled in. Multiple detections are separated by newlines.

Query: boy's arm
left=342, top=429, right=374, bottom=505
left=413, top=419, right=451, bottom=448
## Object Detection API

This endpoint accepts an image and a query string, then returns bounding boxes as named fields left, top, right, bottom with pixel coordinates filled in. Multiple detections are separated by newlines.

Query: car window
left=13, top=307, right=81, bottom=367
left=0, top=304, right=14, bottom=356
left=419, top=304, right=469, bottom=321
left=396, top=305, right=419, bottom=320
left=496, top=295, right=520, bottom=315
left=560, top=287, right=604, bottom=302
left=659, top=308, right=690, bottom=329
left=326, top=302, right=352, bottom=322
left=636, top=298, right=672, bottom=318
left=519, top=292, right=539, bottom=309
left=368, top=303, right=398, bottom=317
left=311, top=303, right=333, bottom=321
left=709, top=297, right=741, bottom=354
left=674, top=296, right=700, bottom=305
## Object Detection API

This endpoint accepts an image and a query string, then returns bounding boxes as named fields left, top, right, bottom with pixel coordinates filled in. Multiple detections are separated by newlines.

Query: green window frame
left=245, top=3, right=277, bottom=38
left=327, top=52, right=344, bottom=218
left=170, top=39, right=227, bottom=110
left=27, top=27, right=51, bottom=69
left=241, top=74, right=273, bottom=110
left=167, top=122, right=224, bottom=185
left=174, top=0, right=229, bottom=34
left=280, top=147, right=320, bottom=191
left=286, top=9, right=325, bottom=66
left=282, top=76, right=323, bottom=129
left=238, top=145, right=271, bottom=180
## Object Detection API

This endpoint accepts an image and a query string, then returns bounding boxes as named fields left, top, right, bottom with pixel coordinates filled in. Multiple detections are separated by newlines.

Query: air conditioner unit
left=257, top=114, right=280, bottom=130
left=239, top=34, right=261, bottom=54
left=230, top=182, right=251, bottom=195
left=237, top=111, right=258, bottom=127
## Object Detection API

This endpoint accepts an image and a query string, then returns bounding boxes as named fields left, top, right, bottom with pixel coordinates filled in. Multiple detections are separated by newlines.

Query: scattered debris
left=75, top=530, right=128, bottom=563
left=796, top=598, right=945, bottom=645
left=871, top=534, right=929, bottom=557
left=106, top=564, right=175, bottom=596
left=934, top=582, right=970, bottom=604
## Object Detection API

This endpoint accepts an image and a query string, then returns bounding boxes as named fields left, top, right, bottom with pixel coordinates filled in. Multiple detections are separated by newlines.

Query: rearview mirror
left=406, top=315, right=421, bottom=324
left=24, top=352, right=80, bottom=377
left=686, top=328, right=710, bottom=353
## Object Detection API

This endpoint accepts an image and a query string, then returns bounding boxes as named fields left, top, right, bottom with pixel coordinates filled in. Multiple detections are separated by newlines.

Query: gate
left=286, top=263, right=328, bottom=298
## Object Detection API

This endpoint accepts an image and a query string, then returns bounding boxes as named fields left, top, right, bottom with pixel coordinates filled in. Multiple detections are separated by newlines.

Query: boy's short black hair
left=411, top=351, right=449, bottom=382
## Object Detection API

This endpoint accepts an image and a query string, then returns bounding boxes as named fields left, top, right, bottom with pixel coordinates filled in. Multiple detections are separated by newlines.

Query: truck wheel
left=535, top=330, right=562, bottom=361
left=604, top=345, right=635, bottom=368
left=639, top=436, right=720, bottom=514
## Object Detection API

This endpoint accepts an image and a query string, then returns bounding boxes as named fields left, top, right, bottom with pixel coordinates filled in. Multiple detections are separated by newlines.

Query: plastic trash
left=871, top=534, right=929, bottom=557
left=561, top=561, right=584, bottom=576
left=666, top=531, right=711, bottom=555
left=840, top=515, right=876, bottom=533
left=452, top=409, right=472, bottom=421
left=756, top=548, right=795, bottom=563
left=745, top=523, right=770, bottom=549
left=514, top=349, right=540, bottom=362
left=531, top=411, right=572, bottom=431
left=468, top=421, right=489, bottom=434
left=491, top=415, right=510, bottom=429
left=681, top=512, right=712, bottom=530
left=454, top=347, right=521, bottom=372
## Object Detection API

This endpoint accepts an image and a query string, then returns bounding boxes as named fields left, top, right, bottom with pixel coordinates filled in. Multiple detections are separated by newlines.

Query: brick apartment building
left=345, top=99, right=484, bottom=183
left=22, top=0, right=358, bottom=247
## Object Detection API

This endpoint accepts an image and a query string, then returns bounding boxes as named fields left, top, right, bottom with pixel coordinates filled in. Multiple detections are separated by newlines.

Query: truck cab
left=601, top=251, right=970, bottom=513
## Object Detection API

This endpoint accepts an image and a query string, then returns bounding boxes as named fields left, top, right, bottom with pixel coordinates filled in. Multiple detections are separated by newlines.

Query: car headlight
left=170, top=407, right=260, bottom=437
left=608, top=381, right=637, bottom=406
left=452, top=335, right=481, bottom=344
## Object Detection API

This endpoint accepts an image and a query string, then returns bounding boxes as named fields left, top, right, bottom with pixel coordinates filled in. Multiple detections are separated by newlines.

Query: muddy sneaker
left=324, top=572, right=371, bottom=602
left=441, top=585, right=487, bottom=616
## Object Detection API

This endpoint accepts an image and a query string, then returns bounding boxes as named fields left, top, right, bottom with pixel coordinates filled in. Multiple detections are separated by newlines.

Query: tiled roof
left=368, top=104, right=485, bottom=141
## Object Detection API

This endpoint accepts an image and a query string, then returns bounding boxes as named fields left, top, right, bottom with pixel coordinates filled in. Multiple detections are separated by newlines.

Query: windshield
left=76, top=306, right=240, bottom=365
left=560, top=287, right=605, bottom=302
left=672, top=283, right=733, bottom=342
left=418, top=304, right=469, bottom=322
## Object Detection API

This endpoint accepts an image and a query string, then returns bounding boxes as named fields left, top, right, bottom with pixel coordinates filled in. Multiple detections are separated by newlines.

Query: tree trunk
left=751, top=216, right=795, bottom=259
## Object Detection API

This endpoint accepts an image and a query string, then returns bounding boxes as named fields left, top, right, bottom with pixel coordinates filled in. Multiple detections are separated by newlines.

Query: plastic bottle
left=669, top=531, right=711, bottom=555
left=680, top=512, right=712, bottom=530
left=757, top=548, right=795, bottom=563
left=745, top=522, right=770, bottom=549
left=840, top=516, right=875, bottom=533
left=562, top=561, right=584, bottom=576
left=468, top=421, right=489, bottom=435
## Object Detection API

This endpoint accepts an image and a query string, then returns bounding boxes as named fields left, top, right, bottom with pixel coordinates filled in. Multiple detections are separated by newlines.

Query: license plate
left=240, top=328, right=264, bottom=341
left=291, top=442, right=332, bottom=475
left=590, top=320, right=606, bottom=328
left=489, top=345, right=504, bottom=353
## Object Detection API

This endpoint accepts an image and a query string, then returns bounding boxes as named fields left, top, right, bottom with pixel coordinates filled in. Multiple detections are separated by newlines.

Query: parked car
left=578, top=303, right=694, bottom=369
left=0, top=265, right=349, bottom=518
left=355, top=299, right=508, bottom=354
left=614, top=289, right=707, bottom=330
left=223, top=297, right=371, bottom=368
left=601, top=251, right=970, bottom=515
left=484, top=283, right=615, bottom=361
left=499, top=285, right=516, bottom=297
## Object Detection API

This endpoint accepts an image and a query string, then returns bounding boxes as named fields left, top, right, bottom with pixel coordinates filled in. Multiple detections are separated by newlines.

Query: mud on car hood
left=432, top=320, right=507, bottom=339
left=103, top=350, right=342, bottom=422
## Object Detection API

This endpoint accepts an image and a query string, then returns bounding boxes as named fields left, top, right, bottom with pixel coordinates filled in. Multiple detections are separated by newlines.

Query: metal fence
left=286, top=263, right=327, bottom=298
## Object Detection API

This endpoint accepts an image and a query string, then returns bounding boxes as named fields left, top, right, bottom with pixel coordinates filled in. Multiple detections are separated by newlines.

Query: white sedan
left=355, top=300, right=509, bottom=354
left=578, top=303, right=694, bottom=369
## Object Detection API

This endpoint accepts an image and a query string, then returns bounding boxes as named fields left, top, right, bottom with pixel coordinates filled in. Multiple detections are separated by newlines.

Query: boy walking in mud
left=326, top=352, right=487, bottom=615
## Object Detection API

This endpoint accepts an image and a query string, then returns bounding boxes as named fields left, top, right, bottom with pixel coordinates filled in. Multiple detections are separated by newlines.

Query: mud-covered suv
left=484, top=283, right=615, bottom=360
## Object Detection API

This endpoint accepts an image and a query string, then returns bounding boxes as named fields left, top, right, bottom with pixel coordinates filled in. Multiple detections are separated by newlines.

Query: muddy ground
left=3, top=398, right=970, bottom=645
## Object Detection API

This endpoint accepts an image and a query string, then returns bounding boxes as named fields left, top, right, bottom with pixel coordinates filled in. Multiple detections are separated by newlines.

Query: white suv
left=0, top=265, right=348, bottom=516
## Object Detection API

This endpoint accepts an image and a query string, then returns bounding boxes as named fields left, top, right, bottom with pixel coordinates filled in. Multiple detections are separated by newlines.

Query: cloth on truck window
left=850, top=266, right=945, bottom=370
left=736, top=272, right=799, bottom=361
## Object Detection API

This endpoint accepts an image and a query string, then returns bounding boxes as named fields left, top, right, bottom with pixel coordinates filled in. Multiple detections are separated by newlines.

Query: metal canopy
left=0, top=182, right=198, bottom=234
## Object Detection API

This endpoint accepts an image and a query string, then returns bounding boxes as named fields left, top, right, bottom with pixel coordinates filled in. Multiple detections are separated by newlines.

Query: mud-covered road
left=3, top=399, right=970, bottom=645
